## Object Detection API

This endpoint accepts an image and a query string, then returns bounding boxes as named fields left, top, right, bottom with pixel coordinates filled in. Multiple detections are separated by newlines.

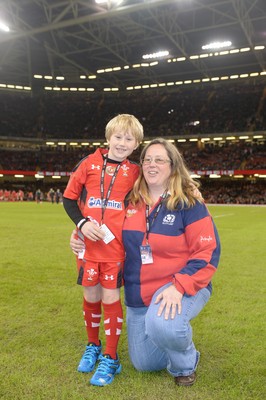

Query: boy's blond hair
left=105, top=114, right=144, bottom=144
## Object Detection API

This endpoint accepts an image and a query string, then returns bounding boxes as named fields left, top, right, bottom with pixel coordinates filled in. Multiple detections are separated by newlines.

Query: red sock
left=102, top=300, right=123, bottom=359
left=82, top=298, right=101, bottom=346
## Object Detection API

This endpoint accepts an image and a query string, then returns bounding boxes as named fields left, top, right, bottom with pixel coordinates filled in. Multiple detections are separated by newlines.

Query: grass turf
left=0, top=202, right=265, bottom=400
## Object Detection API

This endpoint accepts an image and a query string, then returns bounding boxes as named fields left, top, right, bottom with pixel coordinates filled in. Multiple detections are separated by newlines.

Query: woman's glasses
left=141, top=157, right=171, bottom=165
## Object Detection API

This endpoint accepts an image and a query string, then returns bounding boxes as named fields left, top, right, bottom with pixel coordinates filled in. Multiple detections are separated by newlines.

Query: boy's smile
left=108, top=129, right=138, bottom=162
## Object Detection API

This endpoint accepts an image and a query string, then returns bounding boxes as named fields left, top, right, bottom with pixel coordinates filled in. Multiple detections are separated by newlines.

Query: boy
left=63, top=114, right=144, bottom=386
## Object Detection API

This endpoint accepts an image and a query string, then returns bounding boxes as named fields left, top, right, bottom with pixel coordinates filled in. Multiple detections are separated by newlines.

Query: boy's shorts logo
left=86, top=268, right=97, bottom=280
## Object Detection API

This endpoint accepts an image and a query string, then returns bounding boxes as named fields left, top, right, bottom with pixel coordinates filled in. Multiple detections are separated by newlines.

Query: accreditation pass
left=100, top=224, right=115, bottom=244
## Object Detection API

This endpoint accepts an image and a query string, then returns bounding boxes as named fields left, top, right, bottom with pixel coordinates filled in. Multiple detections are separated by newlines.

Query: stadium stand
left=0, top=81, right=265, bottom=138
left=0, top=81, right=265, bottom=204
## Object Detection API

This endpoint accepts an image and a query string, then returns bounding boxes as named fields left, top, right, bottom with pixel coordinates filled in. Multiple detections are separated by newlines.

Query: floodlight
left=0, top=22, right=10, bottom=32
left=202, top=41, right=232, bottom=50
left=142, top=51, right=169, bottom=60
left=190, top=174, right=201, bottom=179
left=209, top=174, right=221, bottom=178
left=95, top=0, right=124, bottom=5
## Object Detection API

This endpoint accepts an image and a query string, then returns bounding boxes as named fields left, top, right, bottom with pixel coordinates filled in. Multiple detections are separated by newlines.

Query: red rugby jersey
left=64, top=148, right=139, bottom=262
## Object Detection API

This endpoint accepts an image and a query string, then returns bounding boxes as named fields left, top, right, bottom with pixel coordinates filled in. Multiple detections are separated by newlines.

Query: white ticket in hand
left=100, top=224, right=115, bottom=244
left=78, top=249, right=85, bottom=260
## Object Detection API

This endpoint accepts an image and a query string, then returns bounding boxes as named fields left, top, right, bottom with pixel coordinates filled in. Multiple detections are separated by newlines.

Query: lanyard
left=100, top=157, right=121, bottom=222
left=145, top=190, right=168, bottom=243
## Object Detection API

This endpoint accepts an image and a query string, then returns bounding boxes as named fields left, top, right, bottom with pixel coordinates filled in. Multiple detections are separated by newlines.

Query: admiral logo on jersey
left=88, top=197, right=122, bottom=209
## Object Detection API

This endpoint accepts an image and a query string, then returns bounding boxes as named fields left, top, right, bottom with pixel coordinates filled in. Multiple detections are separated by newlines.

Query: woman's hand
left=155, top=285, right=183, bottom=320
left=70, top=229, right=84, bottom=256
left=70, top=230, right=85, bottom=255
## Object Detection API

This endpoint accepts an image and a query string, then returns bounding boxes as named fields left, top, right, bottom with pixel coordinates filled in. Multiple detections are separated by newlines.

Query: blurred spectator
left=0, top=181, right=264, bottom=204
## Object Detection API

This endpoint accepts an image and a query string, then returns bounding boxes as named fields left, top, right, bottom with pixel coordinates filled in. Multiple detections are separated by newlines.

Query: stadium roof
left=0, top=0, right=265, bottom=91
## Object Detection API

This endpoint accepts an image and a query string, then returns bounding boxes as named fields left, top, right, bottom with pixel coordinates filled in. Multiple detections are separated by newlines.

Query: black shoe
left=175, top=372, right=196, bottom=386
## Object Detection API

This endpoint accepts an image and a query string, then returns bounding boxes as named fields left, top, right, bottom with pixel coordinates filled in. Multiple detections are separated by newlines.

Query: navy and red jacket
left=122, top=199, right=221, bottom=307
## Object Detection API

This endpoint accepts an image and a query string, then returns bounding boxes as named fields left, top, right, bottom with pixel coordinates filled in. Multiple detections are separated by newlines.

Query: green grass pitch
left=0, top=202, right=265, bottom=400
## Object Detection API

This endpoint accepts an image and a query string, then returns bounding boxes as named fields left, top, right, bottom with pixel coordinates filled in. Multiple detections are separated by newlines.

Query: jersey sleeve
left=62, top=197, right=84, bottom=226
left=63, top=158, right=88, bottom=200
left=173, top=201, right=221, bottom=295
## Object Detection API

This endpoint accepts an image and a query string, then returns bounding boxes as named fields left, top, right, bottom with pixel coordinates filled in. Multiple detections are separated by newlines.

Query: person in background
left=48, top=188, right=55, bottom=203
left=35, top=188, right=43, bottom=204
left=55, top=188, right=62, bottom=204
left=63, top=114, right=144, bottom=386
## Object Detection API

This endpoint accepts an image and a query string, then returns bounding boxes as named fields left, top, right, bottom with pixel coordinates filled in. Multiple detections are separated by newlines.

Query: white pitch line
left=213, top=213, right=235, bottom=218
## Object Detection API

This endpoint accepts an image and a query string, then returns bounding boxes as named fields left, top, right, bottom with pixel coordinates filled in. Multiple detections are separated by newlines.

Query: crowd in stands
left=182, top=141, right=266, bottom=171
left=0, top=80, right=265, bottom=205
left=0, top=140, right=265, bottom=172
left=0, top=139, right=265, bottom=205
left=201, top=181, right=265, bottom=205
left=0, top=80, right=265, bottom=139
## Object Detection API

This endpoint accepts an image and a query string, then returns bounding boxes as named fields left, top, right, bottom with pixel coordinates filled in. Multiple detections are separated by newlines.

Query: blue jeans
left=126, top=283, right=211, bottom=377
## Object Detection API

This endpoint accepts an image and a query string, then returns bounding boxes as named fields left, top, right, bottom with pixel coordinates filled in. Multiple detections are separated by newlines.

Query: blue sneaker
left=77, top=342, right=102, bottom=373
left=90, top=354, right=122, bottom=386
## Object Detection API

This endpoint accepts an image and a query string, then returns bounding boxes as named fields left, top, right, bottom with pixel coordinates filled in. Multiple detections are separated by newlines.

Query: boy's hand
left=81, top=221, right=106, bottom=241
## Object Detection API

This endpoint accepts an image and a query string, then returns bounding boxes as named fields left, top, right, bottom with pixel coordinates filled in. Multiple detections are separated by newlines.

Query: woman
left=70, top=138, right=221, bottom=386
